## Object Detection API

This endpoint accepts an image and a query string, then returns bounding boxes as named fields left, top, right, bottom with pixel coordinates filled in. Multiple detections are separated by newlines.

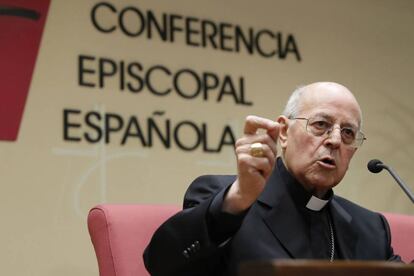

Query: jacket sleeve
left=143, top=175, right=244, bottom=275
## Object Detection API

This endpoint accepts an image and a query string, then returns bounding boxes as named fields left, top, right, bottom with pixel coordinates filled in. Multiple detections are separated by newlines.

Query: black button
left=183, top=250, right=189, bottom=258
left=194, top=240, right=200, bottom=249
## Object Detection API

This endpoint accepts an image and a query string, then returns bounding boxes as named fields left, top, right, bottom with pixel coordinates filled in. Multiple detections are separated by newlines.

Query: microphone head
left=367, top=159, right=384, bottom=173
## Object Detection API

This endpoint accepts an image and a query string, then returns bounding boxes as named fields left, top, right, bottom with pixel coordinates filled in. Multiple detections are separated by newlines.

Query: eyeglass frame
left=289, top=117, right=367, bottom=148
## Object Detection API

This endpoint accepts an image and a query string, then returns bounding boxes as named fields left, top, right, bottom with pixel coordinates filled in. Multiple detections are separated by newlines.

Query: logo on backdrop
left=0, top=1, right=50, bottom=141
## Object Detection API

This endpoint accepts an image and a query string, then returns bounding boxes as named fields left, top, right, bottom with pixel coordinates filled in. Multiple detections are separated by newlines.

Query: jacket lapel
left=256, top=161, right=358, bottom=260
left=257, top=167, right=313, bottom=259
left=330, top=199, right=357, bottom=259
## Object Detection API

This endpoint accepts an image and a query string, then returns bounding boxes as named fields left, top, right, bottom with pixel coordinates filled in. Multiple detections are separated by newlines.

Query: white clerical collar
left=306, top=195, right=329, bottom=211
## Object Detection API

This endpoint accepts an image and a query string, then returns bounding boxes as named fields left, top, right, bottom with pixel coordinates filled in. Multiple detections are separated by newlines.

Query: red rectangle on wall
left=0, top=0, right=50, bottom=141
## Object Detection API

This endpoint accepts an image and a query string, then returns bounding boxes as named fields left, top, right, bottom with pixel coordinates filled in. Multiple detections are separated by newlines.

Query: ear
left=277, top=116, right=289, bottom=150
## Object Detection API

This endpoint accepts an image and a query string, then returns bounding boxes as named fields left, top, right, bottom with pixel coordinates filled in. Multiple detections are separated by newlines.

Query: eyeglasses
left=291, top=117, right=366, bottom=148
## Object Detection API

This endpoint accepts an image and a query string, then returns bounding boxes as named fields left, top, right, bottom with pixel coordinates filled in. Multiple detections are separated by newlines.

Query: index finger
left=244, top=115, right=279, bottom=140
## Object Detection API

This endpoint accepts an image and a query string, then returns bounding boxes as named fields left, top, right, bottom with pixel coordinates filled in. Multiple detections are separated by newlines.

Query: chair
left=87, top=204, right=180, bottom=276
left=87, top=205, right=414, bottom=276
left=382, top=212, right=414, bottom=263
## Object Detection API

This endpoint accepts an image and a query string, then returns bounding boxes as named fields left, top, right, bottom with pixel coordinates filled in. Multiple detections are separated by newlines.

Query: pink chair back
left=87, top=205, right=414, bottom=275
left=87, top=204, right=180, bottom=276
left=382, top=212, right=414, bottom=263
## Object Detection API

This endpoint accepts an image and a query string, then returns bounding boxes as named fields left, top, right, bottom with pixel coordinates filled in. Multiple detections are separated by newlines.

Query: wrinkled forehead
left=298, top=83, right=362, bottom=127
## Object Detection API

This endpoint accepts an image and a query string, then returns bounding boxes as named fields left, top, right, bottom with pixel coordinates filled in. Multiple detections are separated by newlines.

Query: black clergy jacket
left=144, top=158, right=401, bottom=276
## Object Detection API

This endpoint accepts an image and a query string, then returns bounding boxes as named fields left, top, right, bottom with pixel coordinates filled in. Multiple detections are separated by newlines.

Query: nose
left=325, top=127, right=342, bottom=148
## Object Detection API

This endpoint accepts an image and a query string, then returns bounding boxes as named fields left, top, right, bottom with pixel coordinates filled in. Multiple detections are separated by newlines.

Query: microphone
left=367, top=159, right=384, bottom=173
left=367, top=159, right=414, bottom=204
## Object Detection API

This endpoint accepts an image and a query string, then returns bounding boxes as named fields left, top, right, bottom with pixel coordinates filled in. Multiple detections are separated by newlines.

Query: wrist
left=222, top=180, right=255, bottom=214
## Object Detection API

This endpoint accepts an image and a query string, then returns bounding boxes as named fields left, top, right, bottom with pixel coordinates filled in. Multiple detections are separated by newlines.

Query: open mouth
left=318, top=157, right=336, bottom=168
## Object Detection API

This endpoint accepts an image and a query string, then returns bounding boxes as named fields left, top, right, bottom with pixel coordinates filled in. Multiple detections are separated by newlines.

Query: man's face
left=280, top=83, right=361, bottom=196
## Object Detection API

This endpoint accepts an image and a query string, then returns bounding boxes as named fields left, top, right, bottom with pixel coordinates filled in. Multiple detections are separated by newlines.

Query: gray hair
left=282, top=85, right=306, bottom=118
left=282, top=84, right=363, bottom=129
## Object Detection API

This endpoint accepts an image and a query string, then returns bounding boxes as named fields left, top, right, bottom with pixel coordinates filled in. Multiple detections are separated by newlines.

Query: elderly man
left=144, top=82, right=401, bottom=275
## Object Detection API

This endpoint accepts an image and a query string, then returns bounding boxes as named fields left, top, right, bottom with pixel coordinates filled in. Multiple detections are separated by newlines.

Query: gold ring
left=250, top=142, right=264, bottom=157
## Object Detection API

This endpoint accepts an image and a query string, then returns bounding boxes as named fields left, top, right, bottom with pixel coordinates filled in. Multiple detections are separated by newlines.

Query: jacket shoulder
left=333, top=195, right=387, bottom=225
left=183, top=175, right=236, bottom=208
left=333, top=195, right=380, bottom=217
left=333, top=195, right=390, bottom=237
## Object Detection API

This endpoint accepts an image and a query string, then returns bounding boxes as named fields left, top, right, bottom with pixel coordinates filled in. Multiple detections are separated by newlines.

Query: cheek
left=288, top=136, right=322, bottom=171
left=338, top=149, right=356, bottom=172
left=301, top=137, right=324, bottom=159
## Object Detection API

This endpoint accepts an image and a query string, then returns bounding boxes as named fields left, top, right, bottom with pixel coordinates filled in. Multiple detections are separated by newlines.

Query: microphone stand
left=377, top=163, right=414, bottom=204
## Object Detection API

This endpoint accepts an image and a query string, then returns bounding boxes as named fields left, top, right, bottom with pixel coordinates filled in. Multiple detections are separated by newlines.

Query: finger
left=235, top=134, right=277, bottom=157
left=236, top=143, right=275, bottom=162
left=238, top=153, right=274, bottom=178
left=244, top=115, right=279, bottom=137
left=259, top=135, right=277, bottom=157
left=237, top=149, right=276, bottom=178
